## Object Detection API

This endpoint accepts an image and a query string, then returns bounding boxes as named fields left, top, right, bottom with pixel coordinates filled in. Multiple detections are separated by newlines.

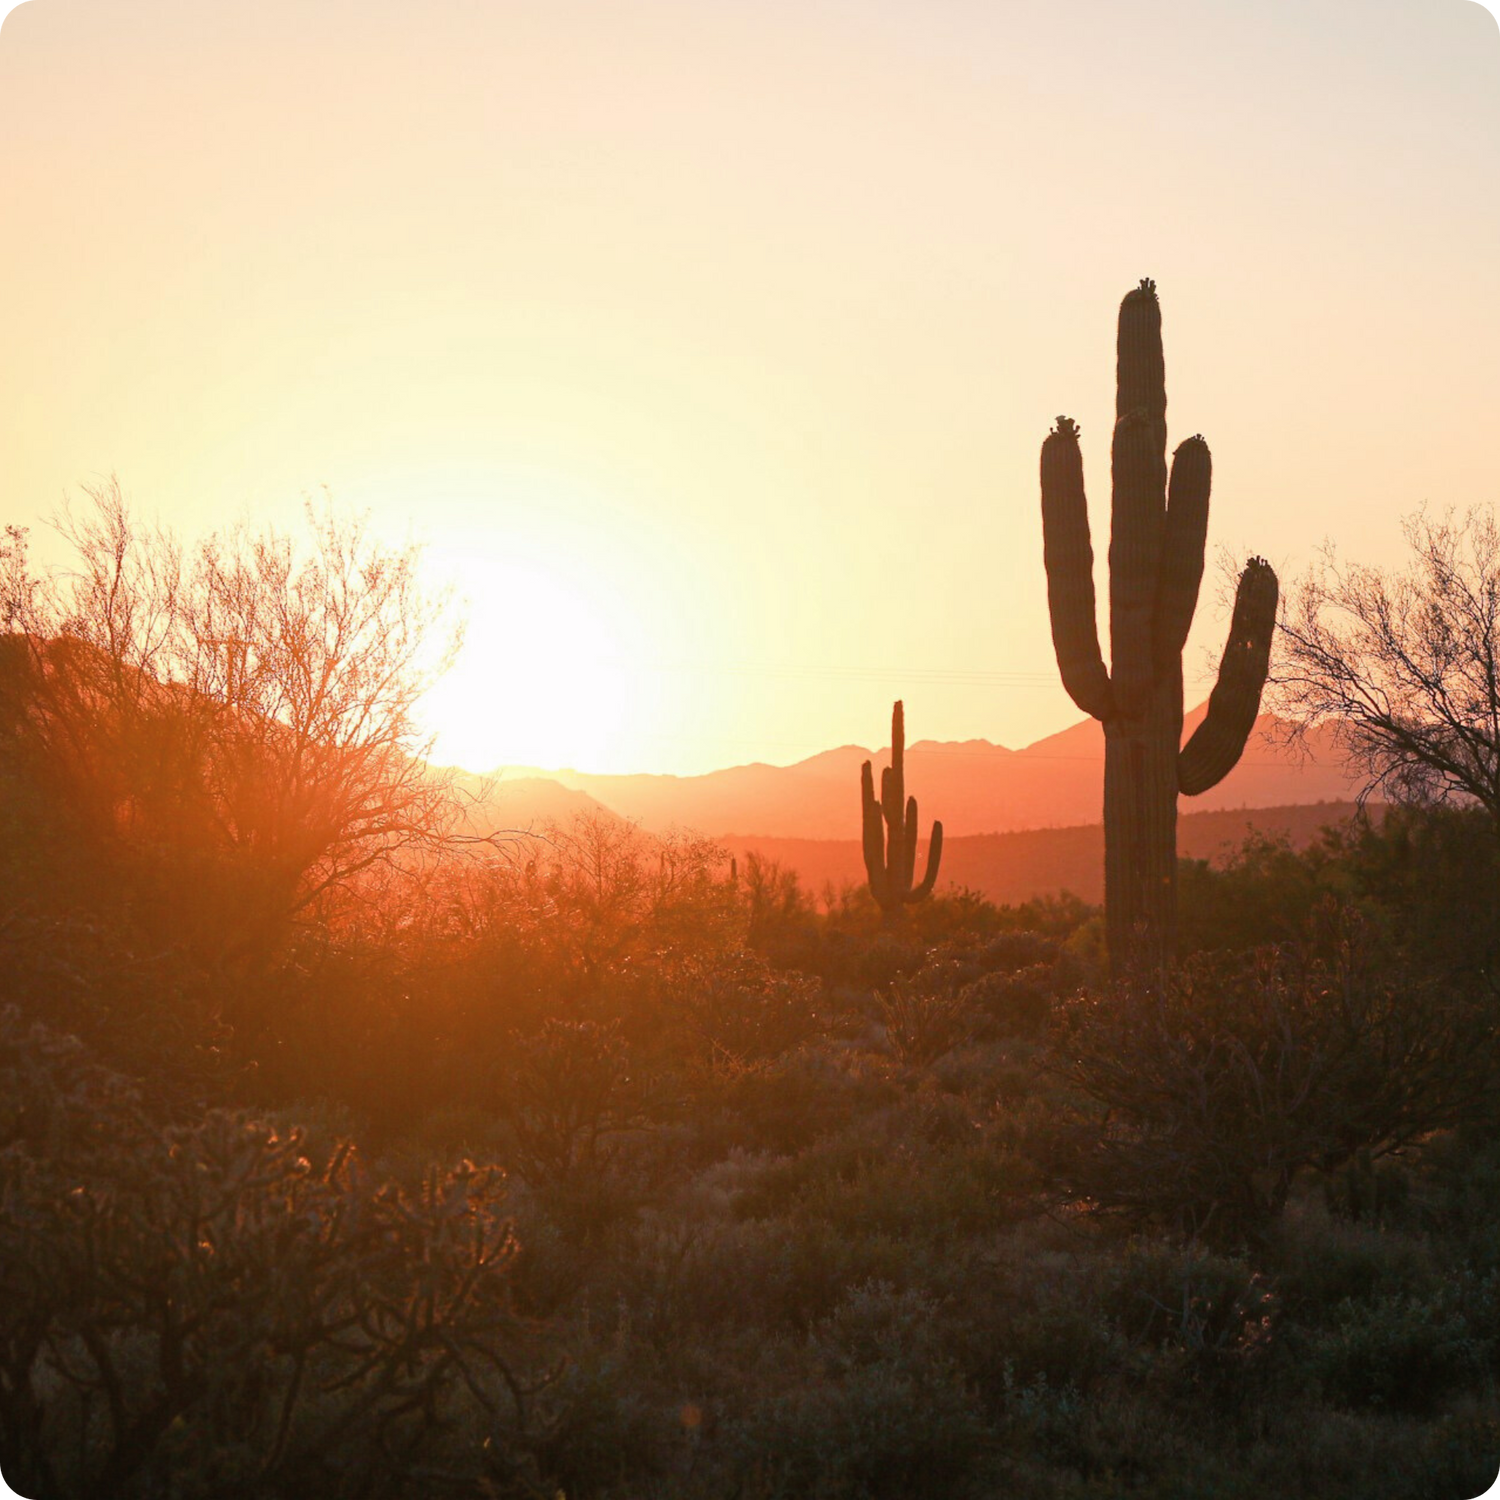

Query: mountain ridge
left=453, top=706, right=1357, bottom=842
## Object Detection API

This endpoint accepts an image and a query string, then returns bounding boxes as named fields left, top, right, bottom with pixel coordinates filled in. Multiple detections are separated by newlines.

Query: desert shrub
left=1335, top=803, right=1500, bottom=980
left=1320, top=1146, right=1414, bottom=1227
left=1041, top=919, right=1500, bottom=1244
left=1099, top=1240, right=1277, bottom=1399
left=492, top=814, right=739, bottom=989
left=514, top=1343, right=671, bottom=1500
left=1180, top=805, right=1500, bottom=980
left=1421, top=1133, right=1500, bottom=1274
left=753, top=905, right=926, bottom=993
left=668, top=1215, right=921, bottom=1334
left=1000, top=1304, right=1116, bottom=1400
left=721, top=1360, right=989, bottom=1500
left=662, top=951, right=824, bottom=1070
left=990, top=1363, right=1097, bottom=1474
left=929, top=1040, right=1038, bottom=1103
left=705, top=1050, right=895, bottom=1159
left=974, top=930, right=1059, bottom=971
left=961, top=964, right=1055, bottom=1037
left=898, top=889, right=1095, bottom=951
left=0, top=498, right=461, bottom=1019
left=0, top=906, right=233, bottom=1116
left=1127, top=1405, right=1500, bottom=1500
left=935, top=1259, right=1119, bottom=1403
left=491, top=1018, right=665, bottom=1190
left=0, top=1011, right=543, bottom=1500
left=1269, top=1210, right=1440, bottom=1323
left=1306, top=1291, right=1492, bottom=1414
left=816, top=1281, right=950, bottom=1371
left=842, top=929, right=927, bottom=991
left=715, top=1286, right=992, bottom=1500
left=505, top=1181, right=644, bottom=1320
left=1178, top=830, right=1339, bottom=956
left=734, top=1132, right=1029, bottom=1246
left=1353, top=1409, right=1500, bottom=1500
left=874, top=971, right=976, bottom=1067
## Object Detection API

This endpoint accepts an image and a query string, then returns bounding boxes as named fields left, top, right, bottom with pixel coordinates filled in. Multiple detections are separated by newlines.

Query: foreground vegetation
left=3, top=788, right=1499, bottom=1497
left=2, top=496, right=1499, bottom=1497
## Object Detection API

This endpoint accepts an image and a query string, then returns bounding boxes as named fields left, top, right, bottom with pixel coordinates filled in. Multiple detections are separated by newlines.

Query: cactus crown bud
left=1137, top=276, right=1157, bottom=296
left=1053, top=415, right=1080, bottom=439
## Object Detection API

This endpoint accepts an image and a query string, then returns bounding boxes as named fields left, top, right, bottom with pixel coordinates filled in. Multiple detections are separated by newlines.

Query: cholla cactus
left=861, top=700, right=943, bottom=920
left=1040, top=280, right=1278, bottom=972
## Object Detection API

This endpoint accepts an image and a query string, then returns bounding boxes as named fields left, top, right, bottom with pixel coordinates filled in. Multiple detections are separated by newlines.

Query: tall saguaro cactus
left=1041, top=280, right=1278, bottom=972
left=861, top=701, right=944, bottom=921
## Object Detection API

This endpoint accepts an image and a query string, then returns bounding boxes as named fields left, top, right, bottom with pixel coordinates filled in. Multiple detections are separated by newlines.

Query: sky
left=1, top=0, right=1497, bottom=775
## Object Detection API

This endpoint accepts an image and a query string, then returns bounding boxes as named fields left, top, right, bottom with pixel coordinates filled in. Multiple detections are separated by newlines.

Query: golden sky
left=2, top=0, right=1497, bottom=774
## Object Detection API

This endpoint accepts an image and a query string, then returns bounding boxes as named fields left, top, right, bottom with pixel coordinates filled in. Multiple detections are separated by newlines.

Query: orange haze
left=2, top=0, right=1497, bottom=773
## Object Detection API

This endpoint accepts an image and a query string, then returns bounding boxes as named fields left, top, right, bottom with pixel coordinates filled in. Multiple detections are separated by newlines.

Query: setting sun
left=420, top=542, right=654, bottom=773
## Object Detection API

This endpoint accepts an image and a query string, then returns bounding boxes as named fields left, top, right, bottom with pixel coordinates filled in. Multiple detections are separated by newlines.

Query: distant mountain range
left=718, top=801, right=1370, bottom=908
left=452, top=706, right=1361, bottom=844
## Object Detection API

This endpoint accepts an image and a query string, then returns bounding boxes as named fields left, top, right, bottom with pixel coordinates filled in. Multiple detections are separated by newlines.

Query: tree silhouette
left=1274, top=506, right=1500, bottom=835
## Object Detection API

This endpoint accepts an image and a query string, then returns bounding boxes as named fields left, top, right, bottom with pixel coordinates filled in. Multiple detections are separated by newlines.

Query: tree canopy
left=1273, top=507, right=1500, bottom=832
left=0, top=484, right=461, bottom=966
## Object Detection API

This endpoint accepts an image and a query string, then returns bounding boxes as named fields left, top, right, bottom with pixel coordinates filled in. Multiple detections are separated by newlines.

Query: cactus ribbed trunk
left=1040, top=280, right=1278, bottom=975
left=1104, top=666, right=1181, bottom=971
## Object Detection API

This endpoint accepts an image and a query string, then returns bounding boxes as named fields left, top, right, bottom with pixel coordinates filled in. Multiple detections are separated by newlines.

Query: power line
left=589, top=655, right=1222, bottom=689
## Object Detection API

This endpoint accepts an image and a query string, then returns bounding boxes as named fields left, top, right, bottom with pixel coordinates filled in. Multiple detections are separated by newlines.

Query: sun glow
left=419, top=545, right=652, bottom=775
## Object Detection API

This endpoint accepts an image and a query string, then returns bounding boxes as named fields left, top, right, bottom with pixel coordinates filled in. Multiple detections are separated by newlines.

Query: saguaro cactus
left=1040, top=280, right=1278, bottom=972
left=861, top=701, right=943, bottom=920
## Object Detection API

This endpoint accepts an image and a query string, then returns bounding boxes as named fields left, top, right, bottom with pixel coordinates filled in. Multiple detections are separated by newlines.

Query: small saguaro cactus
left=1040, top=279, right=1278, bottom=972
left=861, top=700, right=944, bottom=920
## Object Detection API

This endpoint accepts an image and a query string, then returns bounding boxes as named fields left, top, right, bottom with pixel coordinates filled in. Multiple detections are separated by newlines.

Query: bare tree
left=1, top=482, right=462, bottom=959
left=1273, top=507, right=1500, bottom=831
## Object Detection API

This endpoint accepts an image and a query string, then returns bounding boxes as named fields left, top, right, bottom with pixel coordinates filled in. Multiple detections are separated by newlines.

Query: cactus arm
left=879, top=763, right=904, bottom=894
left=861, top=760, right=888, bottom=906
left=1041, top=418, right=1115, bottom=722
left=1153, top=436, right=1212, bottom=668
left=902, top=795, right=920, bottom=894
left=911, top=820, right=943, bottom=901
left=1178, top=557, right=1280, bottom=795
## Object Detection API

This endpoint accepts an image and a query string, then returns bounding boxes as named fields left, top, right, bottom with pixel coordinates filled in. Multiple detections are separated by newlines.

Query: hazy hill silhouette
left=723, top=801, right=1372, bottom=908
left=443, top=772, right=616, bottom=836
left=488, top=707, right=1357, bottom=841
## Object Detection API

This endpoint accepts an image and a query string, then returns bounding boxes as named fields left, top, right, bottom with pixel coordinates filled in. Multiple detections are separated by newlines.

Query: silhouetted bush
left=874, top=971, right=977, bottom=1067
left=1307, top=1291, right=1491, bottom=1414
left=492, top=1018, right=665, bottom=1192
left=1041, top=917, right=1500, bottom=1244
left=1178, top=804, right=1500, bottom=981
left=1335, top=804, right=1500, bottom=980
left=1178, top=829, right=1340, bottom=956
left=660, top=951, right=824, bottom=1071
